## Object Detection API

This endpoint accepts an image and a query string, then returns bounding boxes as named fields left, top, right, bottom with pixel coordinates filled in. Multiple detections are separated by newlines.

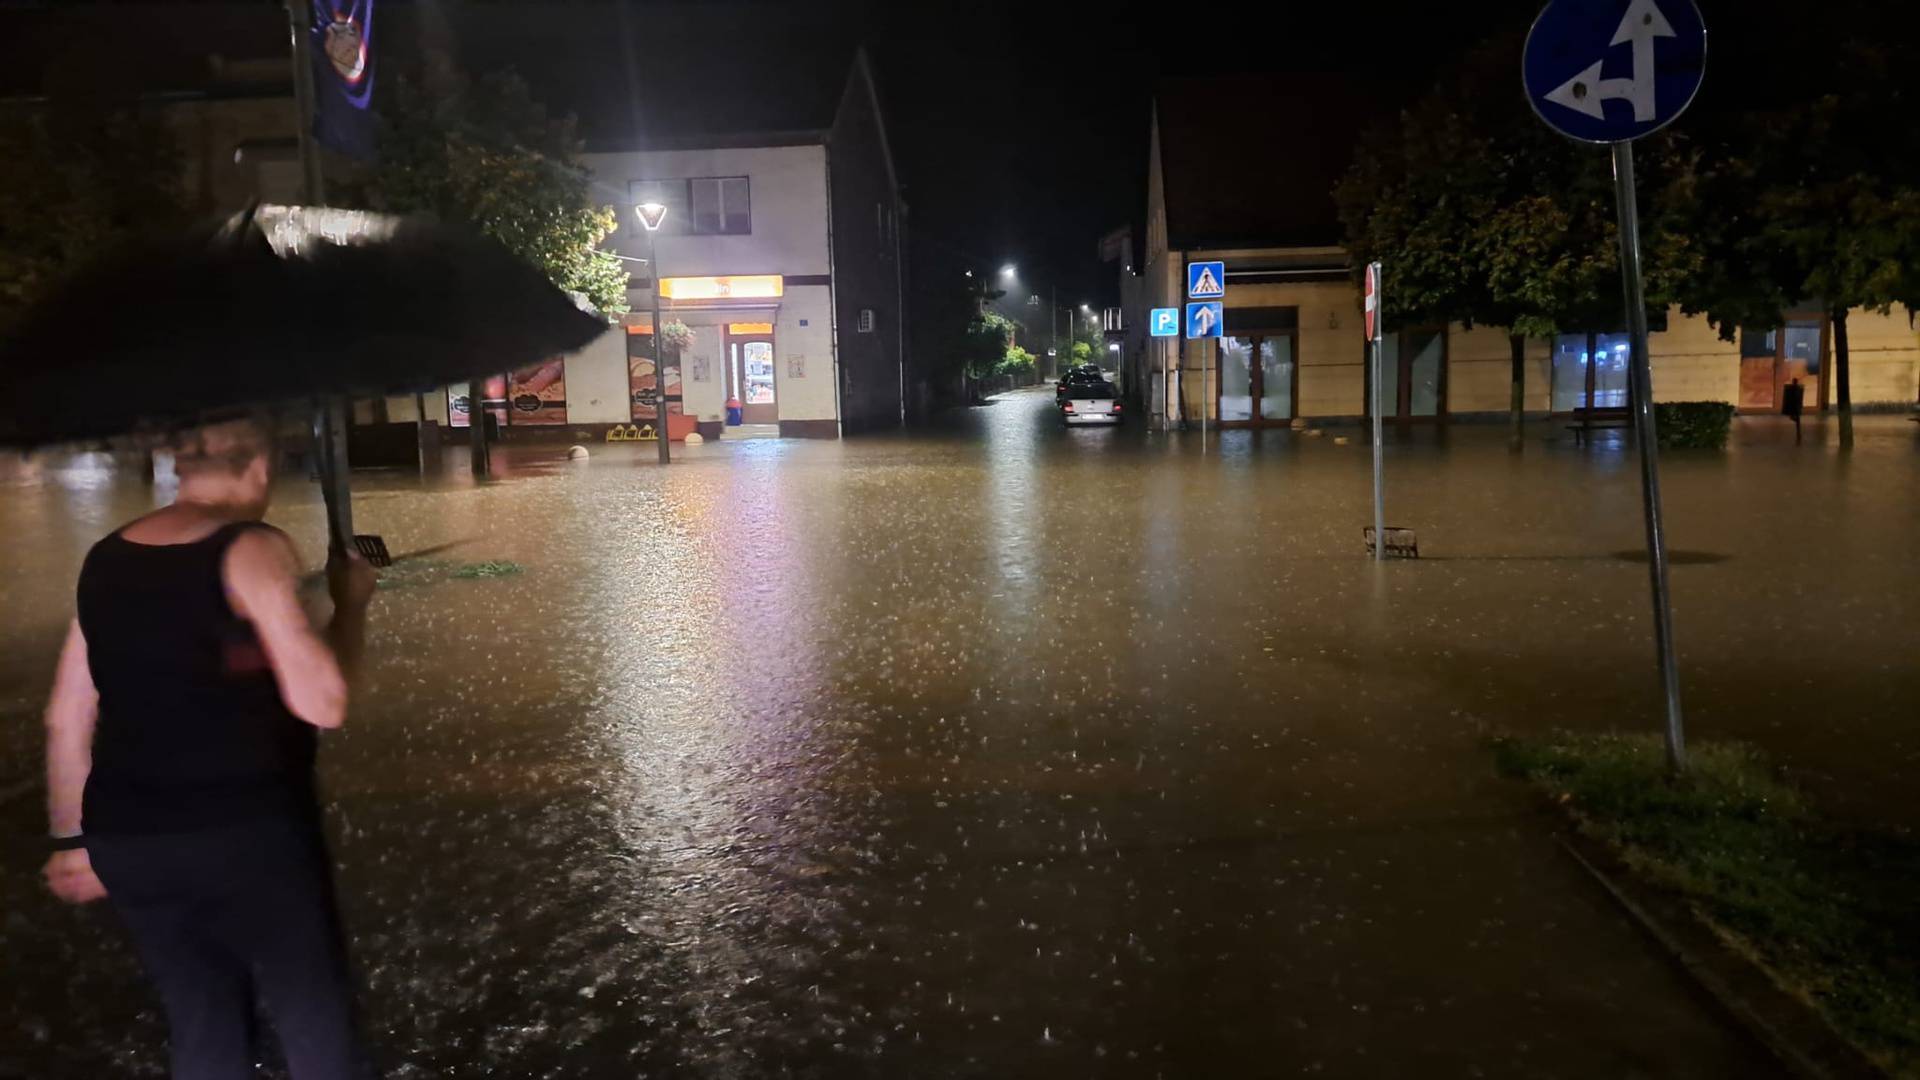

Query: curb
left=1557, top=829, right=1884, bottom=1080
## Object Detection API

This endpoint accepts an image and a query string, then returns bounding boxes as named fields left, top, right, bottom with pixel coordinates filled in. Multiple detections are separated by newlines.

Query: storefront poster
left=506, top=358, right=567, bottom=425
left=448, top=374, right=507, bottom=428
left=627, top=330, right=683, bottom=420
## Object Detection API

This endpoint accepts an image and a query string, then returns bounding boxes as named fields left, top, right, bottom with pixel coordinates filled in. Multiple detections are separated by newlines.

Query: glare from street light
left=635, top=202, right=668, bottom=231
left=1000, top=264, right=1017, bottom=278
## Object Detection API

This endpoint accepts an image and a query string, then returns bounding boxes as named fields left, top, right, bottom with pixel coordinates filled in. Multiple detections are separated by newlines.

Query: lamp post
left=636, top=201, right=671, bottom=465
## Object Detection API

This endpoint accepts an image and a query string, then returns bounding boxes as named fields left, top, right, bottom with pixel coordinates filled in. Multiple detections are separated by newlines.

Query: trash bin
left=725, top=397, right=743, bottom=426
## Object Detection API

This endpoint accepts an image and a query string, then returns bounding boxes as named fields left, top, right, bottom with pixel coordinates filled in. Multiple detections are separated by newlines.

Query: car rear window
left=1072, top=383, right=1115, bottom=399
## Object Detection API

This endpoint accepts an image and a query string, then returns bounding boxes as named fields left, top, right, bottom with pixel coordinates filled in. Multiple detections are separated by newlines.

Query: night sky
left=861, top=0, right=1545, bottom=302
left=0, top=0, right=1599, bottom=301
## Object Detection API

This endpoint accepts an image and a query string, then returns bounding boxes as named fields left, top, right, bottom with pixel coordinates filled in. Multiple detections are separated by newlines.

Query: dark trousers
left=88, top=818, right=370, bottom=1080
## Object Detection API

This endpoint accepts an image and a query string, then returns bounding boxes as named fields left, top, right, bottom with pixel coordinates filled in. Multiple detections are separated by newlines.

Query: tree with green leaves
left=0, top=98, right=186, bottom=330
left=1671, top=3, right=1920, bottom=445
left=1337, top=36, right=1699, bottom=446
left=999, top=344, right=1037, bottom=382
left=366, top=66, right=627, bottom=318
left=962, top=309, right=1019, bottom=386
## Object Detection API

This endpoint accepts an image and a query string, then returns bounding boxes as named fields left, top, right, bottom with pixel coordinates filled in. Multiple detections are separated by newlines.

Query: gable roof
left=1155, top=73, right=1380, bottom=251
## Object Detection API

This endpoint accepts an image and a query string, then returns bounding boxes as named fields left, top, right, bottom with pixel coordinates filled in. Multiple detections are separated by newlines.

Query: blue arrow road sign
left=1186, top=261, right=1225, bottom=299
left=1185, top=302, right=1223, bottom=339
left=1149, top=308, right=1179, bottom=337
left=1524, top=0, right=1706, bottom=144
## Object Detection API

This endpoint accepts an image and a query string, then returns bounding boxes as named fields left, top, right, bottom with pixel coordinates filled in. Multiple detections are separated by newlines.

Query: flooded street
left=4, top=392, right=1914, bottom=1077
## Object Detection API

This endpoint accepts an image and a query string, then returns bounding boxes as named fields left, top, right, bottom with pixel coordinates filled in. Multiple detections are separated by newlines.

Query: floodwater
left=3, top=393, right=1914, bottom=1077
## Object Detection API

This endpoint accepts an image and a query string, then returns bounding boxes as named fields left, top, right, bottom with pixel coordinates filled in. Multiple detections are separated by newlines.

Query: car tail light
left=1063, top=402, right=1075, bottom=413
left=1111, top=401, right=1123, bottom=411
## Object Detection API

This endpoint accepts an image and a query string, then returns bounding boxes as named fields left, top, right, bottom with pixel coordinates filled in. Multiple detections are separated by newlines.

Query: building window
left=630, top=177, right=749, bottom=235
left=1552, top=332, right=1631, bottom=412
left=689, top=177, right=750, bottom=234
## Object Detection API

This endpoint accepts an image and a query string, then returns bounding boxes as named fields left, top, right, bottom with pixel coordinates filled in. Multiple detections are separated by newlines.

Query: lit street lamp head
left=634, top=202, right=669, bottom=231
left=999, top=264, right=1017, bottom=278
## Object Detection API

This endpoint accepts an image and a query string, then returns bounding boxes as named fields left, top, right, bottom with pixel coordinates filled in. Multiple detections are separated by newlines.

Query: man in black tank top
left=41, top=416, right=379, bottom=1079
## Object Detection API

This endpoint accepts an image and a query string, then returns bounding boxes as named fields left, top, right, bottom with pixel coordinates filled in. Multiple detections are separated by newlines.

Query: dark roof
left=0, top=2, right=856, bottom=146
left=1156, top=73, right=1381, bottom=251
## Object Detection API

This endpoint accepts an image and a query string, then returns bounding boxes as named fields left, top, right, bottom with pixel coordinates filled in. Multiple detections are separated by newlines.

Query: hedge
left=1654, top=401, right=1736, bottom=449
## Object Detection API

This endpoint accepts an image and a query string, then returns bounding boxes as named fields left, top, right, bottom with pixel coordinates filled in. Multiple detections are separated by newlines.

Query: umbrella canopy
left=0, top=206, right=609, bottom=448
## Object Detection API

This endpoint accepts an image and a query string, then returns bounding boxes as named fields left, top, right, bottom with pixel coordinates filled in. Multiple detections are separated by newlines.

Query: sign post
left=1525, top=0, right=1706, bottom=771
left=1185, top=261, right=1225, bottom=443
left=1365, top=261, right=1385, bottom=563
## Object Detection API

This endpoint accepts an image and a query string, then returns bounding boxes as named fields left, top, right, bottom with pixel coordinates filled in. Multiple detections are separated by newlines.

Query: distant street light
left=635, top=201, right=671, bottom=465
left=1000, top=264, right=1017, bottom=278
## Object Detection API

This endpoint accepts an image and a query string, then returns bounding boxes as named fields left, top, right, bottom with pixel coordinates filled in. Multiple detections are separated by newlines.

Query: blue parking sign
left=1186, top=302, right=1223, bottom=339
left=1149, top=308, right=1179, bottom=337
left=1187, top=261, right=1225, bottom=299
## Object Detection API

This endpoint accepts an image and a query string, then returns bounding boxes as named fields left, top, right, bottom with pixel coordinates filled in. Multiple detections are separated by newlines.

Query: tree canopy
left=366, top=66, right=628, bottom=318
left=0, top=98, right=185, bottom=329
left=1335, top=35, right=1698, bottom=341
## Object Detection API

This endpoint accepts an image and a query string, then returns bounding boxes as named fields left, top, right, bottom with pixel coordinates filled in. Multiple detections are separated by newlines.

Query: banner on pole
left=310, top=0, right=377, bottom=159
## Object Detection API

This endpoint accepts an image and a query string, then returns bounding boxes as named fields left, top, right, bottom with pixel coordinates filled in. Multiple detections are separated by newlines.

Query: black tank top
left=78, top=521, right=319, bottom=835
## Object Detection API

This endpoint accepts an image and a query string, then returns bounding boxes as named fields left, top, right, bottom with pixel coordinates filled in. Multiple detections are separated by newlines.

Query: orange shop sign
left=657, top=275, right=783, bottom=300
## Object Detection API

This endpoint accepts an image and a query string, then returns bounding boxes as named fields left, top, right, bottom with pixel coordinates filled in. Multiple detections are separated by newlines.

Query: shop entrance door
left=1738, top=320, right=1826, bottom=412
left=727, top=331, right=778, bottom=424
left=1776, top=319, right=1824, bottom=412
left=1215, top=331, right=1297, bottom=427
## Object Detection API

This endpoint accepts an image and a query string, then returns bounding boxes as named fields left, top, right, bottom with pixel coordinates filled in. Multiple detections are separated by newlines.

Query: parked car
left=1061, top=378, right=1122, bottom=425
left=1055, top=364, right=1106, bottom=407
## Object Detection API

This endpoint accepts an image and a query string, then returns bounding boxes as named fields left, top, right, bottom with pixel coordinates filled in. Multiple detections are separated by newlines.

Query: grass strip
left=1492, top=731, right=1920, bottom=1077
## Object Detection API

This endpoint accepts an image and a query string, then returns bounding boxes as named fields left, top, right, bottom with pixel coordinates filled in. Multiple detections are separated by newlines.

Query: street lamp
left=635, top=201, right=671, bottom=465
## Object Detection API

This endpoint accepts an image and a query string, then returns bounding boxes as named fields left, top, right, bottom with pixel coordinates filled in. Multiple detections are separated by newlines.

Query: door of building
left=1737, top=320, right=1826, bottom=412
left=1776, top=319, right=1825, bottom=412
left=726, top=330, right=778, bottom=424
left=1216, top=331, right=1297, bottom=427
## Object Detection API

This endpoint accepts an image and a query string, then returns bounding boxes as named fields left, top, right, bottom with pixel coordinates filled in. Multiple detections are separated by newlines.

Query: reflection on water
left=3, top=404, right=1913, bottom=1076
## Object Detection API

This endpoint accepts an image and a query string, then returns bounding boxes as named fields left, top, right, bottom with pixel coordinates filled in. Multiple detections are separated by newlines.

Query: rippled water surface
left=4, top=396, right=1913, bottom=1077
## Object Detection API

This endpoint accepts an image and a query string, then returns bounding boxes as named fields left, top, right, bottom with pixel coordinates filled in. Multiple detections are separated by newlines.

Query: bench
left=1567, top=407, right=1631, bottom=445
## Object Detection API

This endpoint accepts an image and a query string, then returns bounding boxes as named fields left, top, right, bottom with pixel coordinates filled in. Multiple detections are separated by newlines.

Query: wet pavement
left=3, top=391, right=1914, bottom=1077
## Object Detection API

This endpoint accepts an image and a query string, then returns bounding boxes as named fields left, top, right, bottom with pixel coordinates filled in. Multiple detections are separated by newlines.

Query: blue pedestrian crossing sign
left=1524, top=0, right=1707, bottom=144
left=1185, top=302, right=1223, bottom=339
left=1186, top=261, right=1225, bottom=300
left=1149, top=308, right=1180, bottom=337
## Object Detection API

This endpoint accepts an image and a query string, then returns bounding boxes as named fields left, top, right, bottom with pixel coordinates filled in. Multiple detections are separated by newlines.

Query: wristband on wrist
left=49, top=834, right=86, bottom=852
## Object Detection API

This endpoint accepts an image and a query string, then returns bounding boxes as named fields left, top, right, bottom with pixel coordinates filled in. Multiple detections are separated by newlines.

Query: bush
left=997, top=345, right=1037, bottom=380
left=1654, top=401, right=1735, bottom=449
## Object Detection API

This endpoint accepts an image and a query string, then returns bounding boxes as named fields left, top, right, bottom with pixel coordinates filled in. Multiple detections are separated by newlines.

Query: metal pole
left=284, top=0, right=326, bottom=208
left=1201, top=338, right=1209, bottom=444
left=1611, top=141, right=1686, bottom=772
left=1051, top=285, right=1058, bottom=378
left=649, top=229, right=671, bottom=465
left=1370, top=263, right=1385, bottom=562
left=287, top=0, right=355, bottom=552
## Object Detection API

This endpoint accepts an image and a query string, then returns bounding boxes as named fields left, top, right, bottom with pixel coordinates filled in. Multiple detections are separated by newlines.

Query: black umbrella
left=0, top=205, right=607, bottom=556
left=0, top=205, right=607, bottom=448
